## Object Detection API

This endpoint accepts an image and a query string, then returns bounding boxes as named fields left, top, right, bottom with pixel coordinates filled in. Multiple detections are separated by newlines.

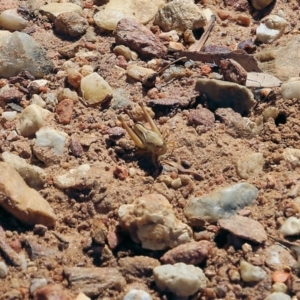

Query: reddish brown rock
left=56, top=99, right=74, bottom=124
left=0, top=87, right=23, bottom=104
left=118, top=256, right=160, bottom=280
left=187, top=106, right=215, bottom=126
left=113, top=165, right=128, bottom=180
left=218, top=215, right=267, bottom=243
left=115, top=18, right=167, bottom=59
left=64, top=267, right=126, bottom=297
left=161, top=241, right=212, bottom=265
left=33, top=284, right=71, bottom=300
left=70, top=136, right=83, bottom=157
left=220, top=59, right=247, bottom=85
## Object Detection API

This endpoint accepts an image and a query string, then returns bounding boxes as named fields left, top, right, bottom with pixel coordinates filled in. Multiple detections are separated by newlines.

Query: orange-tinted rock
left=56, top=99, right=74, bottom=124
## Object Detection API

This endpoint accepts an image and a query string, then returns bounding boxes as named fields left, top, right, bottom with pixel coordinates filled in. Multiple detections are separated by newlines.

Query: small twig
left=157, top=56, right=187, bottom=75
left=191, top=14, right=217, bottom=52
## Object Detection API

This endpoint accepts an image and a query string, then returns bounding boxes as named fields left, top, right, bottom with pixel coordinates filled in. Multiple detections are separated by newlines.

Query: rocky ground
left=0, top=0, right=300, bottom=299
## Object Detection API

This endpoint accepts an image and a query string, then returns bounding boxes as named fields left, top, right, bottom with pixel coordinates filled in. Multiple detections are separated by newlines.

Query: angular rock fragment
left=187, top=106, right=215, bottom=126
left=2, top=152, right=46, bottom=189
left=219, top=215, right=267, bottom=243
left=153, top=263, right=207, bottom=297
left=40, top=3, right=83, bottom=22
left=280, top=217, right=300, bottom=236
left=54, top=164, right=93, bottom=189
left=195, top=79, right=255, bottom=115
left=256, top=15, right=288, bottom=44
left=115, top=18, right=167, bottom=59
left=0, top=235, right=23, bottom=267
left=0, top=32, right=54, bottom=78
left=54, top=12, right=88, bottom=37
left=0, top=162, right=56, bottom=228
left=93, top=0, right=165, bottom=31
left=64, top=267, right=126, bottom=297
left=0, top=9, right=28, bottom=31
left=220, top=58, right=247, bottom=85
left=184, top=183, right=259, bottom=224
left=161, top=241, right=212, bottom=265
left=281, top=77, right=300, bottom=100
left=56, top=98, right=74, bottom=124
left=80, top=72, right=113, bottom=105
left=236, top=152, right=264, bottom=179
left=33, top=128, right=68, bottom=165
left=18, top=104, right=51, bottom=137
left=154, top=0, right=206, bottom=34
left=118, top=194, right=192, bottom=250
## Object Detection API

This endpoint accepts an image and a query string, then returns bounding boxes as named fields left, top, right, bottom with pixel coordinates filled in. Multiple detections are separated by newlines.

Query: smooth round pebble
left=0, top=261, right=8, bottom=278
left=153, top=263, right=207, bottom=297
left=281, top=77, right=300, bottom=100
left=240, top=260, right=267, bottom=282
left=280, top=216, right=300, bottom=236
left=123, top=289, right=152, bottom=300
left=256, top=15, right=288, bottom=44
left=271, top=282, right=287, bottom=293
left=264, top=292, right=291, bottom=300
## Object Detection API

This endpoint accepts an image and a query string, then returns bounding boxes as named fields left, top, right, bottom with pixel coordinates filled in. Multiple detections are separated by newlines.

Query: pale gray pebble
left=0, top=32, right=53, bottom=78
left=123, top=289, right=152, bottom=300
left=30, top=278, right=47, bottom=295
left=184, top=183, right=259, bottom=224
left=111, top=88, right=133, bottom=110
left=264, top=292, right=291, bottom=300
left=0, top=261, right=8, bottom=279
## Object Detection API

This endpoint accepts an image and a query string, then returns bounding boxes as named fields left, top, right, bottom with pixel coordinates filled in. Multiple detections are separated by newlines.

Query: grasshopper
left=118, top=102, right=167, bottom=165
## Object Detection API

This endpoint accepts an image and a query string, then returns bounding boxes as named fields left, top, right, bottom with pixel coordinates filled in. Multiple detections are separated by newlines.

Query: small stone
left=283, top=148, right=300, bottom=168
left=271, top=282, right=287, bottom=293
left=256, top=15, right=288, bottom=44
left=2, top=151, right=46, bottom=189
left=195, top=79, right=255, bottom=115
left=40, top=3, right=83, bottom=22
left=171, top=178, right=182, bottom=189
left=0, top=32, right=54, bottom=78
left=0, top=162, right=56, bottom=228
left=64, top=267, right=126, bottom=297
left=240, top=260, right=267, bottom=282
left=56, top=99, right=74, bottom=124
left=81, top=72, right=113, bottom=105
left=31, top=95, right=46, bottom=107
left=54, top=164, right=93, bottom=190
left=119, top=256, right=160, bottom=280
left=115, top=18, right=167, bottom=59
left=219, top=215, right=267, bottom=243
left=30, top=278, right=47, bottom=295
left=220, top=59, right=247, bottom=85
left=0, top=9, right=28, bottom=31
left=281, top=77, right=300, bottom=100
left=251, top=0, right=274, bottom=10
left=236, top=152, right=264, bottom=179
left=127, top=65, right=157, bottom=87
left=187, top=105, right=215, bottom=126
left=70, top=136, right=84, bottom=157
left=54, top=12, right=88, bottom=37
left=280, top=217, right=300, bottom=236
left=264, top=292, right=291, bottom=300
left=33, top=224, right=48, bottom=236
left=118, top=194, right=192, bottom=250
left=33, top=284, right=71, bottom=300
left=91, top=218, right=107, bottom=245
left=113, top=45, right=138, bottom=61
left=57, top=88, right=78, bottom=103
left=272, top=271, right=290, bottom=283
left=265, top=245, right=297, bottom=269
left=113, top=165, right=128, bottom=180
left=154, top=0, right=206, bottom=34
left=33, top=128, right=68, bottom=165
left=161, top=241, right=211, bottom=265
left=153, top=263, right=207, bottom=297
left=185, top=183, right=259, bottom=224
left=123, top=289, right=152, bottom=300
left=93, top=0, right=165, bottom=31
left=2, top=111, right=17, bottom=121
left=18, top=104, right=51, bottom=137
left=0, top=86, right=24, bottom=104
left=111, top=88, right=132, bottom=110
left=0, top=236, right=23, bottom=267
left=0, top=261, right=8, bottom=278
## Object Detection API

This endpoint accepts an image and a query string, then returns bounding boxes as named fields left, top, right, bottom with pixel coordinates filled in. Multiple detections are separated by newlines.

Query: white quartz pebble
left=240, top=260, right=267, bottom=282
left=281, top=77, right=300, bottom=100
left=0, top=9, right=28, bottom=31
left=280, top=217, right=300, bottom=236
